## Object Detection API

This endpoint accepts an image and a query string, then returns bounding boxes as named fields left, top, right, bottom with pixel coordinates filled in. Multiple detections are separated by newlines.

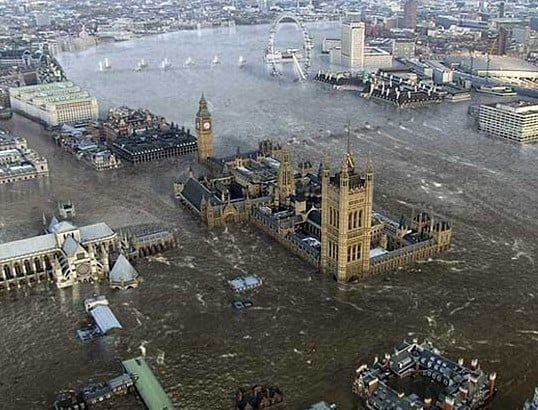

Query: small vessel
left=103, top=58, right=111, bottom=69
left=238, top=55, right=246, bottom=68
left=475, top=85, right=517, bottom=96
left=184, top=56, right=194, bottom=67
left=135, top=58, right=147, bottom=71
left=98, top=61, right=103, bottom=71
left=212, top=55, right=220, bottom=65
left=161, top=57, right=172, bottom=71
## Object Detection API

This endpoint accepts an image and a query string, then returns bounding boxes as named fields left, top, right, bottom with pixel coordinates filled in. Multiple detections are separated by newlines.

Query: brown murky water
left=0, top=23, right=537, bottom=410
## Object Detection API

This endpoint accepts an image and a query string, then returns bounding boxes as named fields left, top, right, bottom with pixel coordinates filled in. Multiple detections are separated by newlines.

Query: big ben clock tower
left=196, top=93, right=213, bottom=162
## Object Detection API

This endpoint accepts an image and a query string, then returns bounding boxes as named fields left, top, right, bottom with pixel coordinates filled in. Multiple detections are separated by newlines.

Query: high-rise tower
left=196, top=93, right=213, bottom=162
left=403, top=0, right=417, bottom=29
left=320, top=151, right=373, bottom=282
left=276, top=145, right=296, bottom=204
left=341, top=20, right=365, bottom=68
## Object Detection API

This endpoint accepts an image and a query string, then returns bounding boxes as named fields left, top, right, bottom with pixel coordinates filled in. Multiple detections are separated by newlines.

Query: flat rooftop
left=122, top=357, right=175, bottom=410
left=446, top=55, right=538, bottom=72
left=364, top=46, right=391, bottom=56
left=112, top=130, right=196, bottom=155
left=9, top=81, right=97, bottom=105
left=485, top=100, right=538, bottom=114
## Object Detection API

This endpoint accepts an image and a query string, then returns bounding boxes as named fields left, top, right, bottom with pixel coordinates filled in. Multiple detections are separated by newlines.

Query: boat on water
left=161, top=58, right=172, bottom=71
left=475, top=85, right=517, bottom=96
left=235, top=385, right=284, bottom=410
left=238, top=55, right=246, bottom=68
left=184, top=56, right=195, bottom=67
left=135, top=59, right=148, bottom=71
left=212, top=55, right=220, bottom=65
left=99, top=58, right=111, bottom=71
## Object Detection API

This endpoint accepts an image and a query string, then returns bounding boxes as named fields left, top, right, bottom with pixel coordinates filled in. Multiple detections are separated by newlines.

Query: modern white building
left=329, top=21, right=393, bottom=70
left=341, top=21, right=365, bottom=68
left=9, top=82, right=99, bottom=126
left=363, top=47, right=393, bottom=69
left=478, top=101, right=538, bottom=143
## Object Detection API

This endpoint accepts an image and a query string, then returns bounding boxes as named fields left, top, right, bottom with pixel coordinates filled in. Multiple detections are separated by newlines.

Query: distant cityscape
left=1, top=0, right=538, bottom=409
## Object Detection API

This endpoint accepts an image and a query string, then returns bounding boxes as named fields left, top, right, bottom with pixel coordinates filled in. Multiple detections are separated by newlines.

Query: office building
left=496, top=26, right=508, bottom=55
left=392, top=39, right=416, bottom=59
left=0, top=129, right=48, bottom=184
left=403, top=0, right=417, bottom=29
left=9, top=82, right=99, bottom=126
left=478, top=101, right=538, bottom=143
left=341, top=21, right=365, bottom=68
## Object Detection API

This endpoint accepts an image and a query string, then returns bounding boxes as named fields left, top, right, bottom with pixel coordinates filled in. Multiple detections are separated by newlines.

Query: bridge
left=264, top=12, right=313, bottom=80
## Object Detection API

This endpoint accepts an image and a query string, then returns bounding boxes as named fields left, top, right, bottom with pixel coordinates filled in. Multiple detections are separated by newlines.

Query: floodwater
left=0, top=22, right=537, bottom=409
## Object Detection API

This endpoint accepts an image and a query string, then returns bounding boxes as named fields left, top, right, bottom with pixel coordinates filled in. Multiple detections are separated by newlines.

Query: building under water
left=352, top=340, right=497, bottom=409
left=175, top=96, right=452, bottom=283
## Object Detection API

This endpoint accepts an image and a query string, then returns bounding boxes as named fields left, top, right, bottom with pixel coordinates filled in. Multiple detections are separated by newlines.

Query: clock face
left=203, top=121, right=211, bottom=130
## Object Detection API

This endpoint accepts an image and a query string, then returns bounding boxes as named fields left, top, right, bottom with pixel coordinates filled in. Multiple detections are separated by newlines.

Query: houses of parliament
left=175, top=95, right=452, bottom=282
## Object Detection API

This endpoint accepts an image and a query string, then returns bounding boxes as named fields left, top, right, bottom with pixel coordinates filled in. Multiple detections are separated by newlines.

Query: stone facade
left=196, top=94, right=213, bottom=162
left=0, top=128, right=48, bottom=184
left=175, top=100, right=452, bottom=283
left=0, top=217, right=118, bottom=290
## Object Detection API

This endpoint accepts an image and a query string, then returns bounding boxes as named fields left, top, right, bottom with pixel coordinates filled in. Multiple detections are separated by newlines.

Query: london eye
left=264, top=13, right=313, bottom=80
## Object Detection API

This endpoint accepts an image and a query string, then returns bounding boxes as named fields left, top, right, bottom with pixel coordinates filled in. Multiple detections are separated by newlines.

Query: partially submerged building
left=176, top=96, right=452, bottom=283
left=109, top=254, right=140, bottom=290
left=9, top=81, right=99, bottom=126
left=102, top=106, right=168, bottom=139
left=0, top=213, right=179, bottom=291
left=228, top=275, right=262, bottom=292
left=84, top=296, right=122, bottom=334
left=478, top=100, right=538, bottom=143
left=0, top=217, right=118, bottom=290
left=0, top=128, right=48, bottom=184
left=52, top=124, right=122, bottom=171
left=524, top=388, right=538, bottom=410
left=110, top=124, right=197, bottom=164
left=352, top=340, right=497, bottom=409
left=121, top=357, right=175, bottom=410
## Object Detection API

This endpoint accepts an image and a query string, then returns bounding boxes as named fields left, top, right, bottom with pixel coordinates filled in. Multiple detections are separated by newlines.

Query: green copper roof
left=122, top=357, right=175, bottom=410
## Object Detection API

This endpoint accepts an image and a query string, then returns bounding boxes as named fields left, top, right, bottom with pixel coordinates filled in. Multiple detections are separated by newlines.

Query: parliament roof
left=181, top=177, right=221, bottom=211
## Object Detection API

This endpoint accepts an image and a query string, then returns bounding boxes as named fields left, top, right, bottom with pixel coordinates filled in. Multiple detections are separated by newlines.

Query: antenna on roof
left=346, top=120, right=351, bottom=153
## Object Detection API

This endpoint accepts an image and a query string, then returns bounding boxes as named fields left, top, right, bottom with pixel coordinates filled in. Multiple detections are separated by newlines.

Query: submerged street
left=0, top=22, right=537, bottom=409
